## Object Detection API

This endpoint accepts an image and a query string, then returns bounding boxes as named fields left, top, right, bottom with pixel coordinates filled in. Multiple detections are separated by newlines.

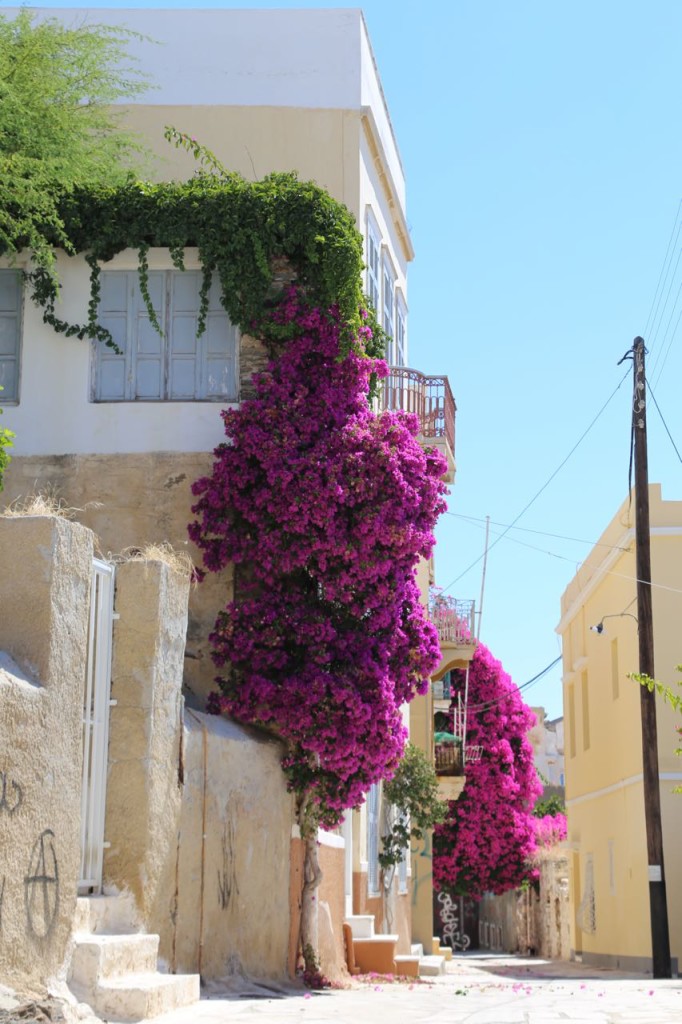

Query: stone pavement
left=150, top=952, right=682, bottom=1024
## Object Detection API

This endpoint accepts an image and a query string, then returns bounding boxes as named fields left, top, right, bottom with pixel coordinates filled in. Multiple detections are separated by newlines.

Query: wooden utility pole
left=631, top=336, right=672, bottom=978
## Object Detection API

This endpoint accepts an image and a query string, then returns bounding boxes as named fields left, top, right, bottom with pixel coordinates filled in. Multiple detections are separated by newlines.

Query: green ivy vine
left=15, top=128, right=386, bottom=360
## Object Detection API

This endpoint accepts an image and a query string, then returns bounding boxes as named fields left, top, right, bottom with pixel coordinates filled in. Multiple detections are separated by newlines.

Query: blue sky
left=15, top=1, right=682, bottom=718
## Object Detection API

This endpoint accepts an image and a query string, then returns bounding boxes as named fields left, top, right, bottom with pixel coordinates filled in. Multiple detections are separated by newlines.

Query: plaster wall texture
left=557, top=484, right=682, bottom=971
left=317, top=834, right=348, bottom=984
left=0, top=516, right=93, bottom=992
left=102, top=559, right=189, bottom=945
left=173, top=710, right=294, bottom=982
left=0, top=249, right=238, bottom=456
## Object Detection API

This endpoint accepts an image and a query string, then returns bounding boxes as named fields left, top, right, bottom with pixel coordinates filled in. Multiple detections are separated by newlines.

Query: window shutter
left=96, top=272, right=131, bottom=400
left=201, top=275, right=237, bottom=400
left=0, top=270, right=22, bottom=402
left=367, top=783, right=380, bottom=895
left=132, top=273, right=164, bottom=400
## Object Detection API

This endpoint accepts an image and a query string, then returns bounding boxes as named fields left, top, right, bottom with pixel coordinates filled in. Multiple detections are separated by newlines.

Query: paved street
left=152, top=952, right=682, bottom=1024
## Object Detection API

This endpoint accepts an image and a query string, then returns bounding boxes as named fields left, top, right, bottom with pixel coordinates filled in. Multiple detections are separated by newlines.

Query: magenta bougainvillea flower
left=433, top=643, right=543, bottom=897
left=190, top=291, right=447, bottom=824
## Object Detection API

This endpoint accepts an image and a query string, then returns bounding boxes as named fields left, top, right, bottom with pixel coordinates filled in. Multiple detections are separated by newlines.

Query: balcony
left=377, top=367, right=456, bottom=483
left=430, top=593, right=477, bottom=678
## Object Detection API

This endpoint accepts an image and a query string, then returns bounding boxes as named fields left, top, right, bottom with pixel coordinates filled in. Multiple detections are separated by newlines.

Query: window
left=94, top=270, right=238, bottom=402
left=382, top=255, right=395, bottom=360
left=367, top=783, right=380, bottom=896
left=581, top=671, right=590, bottom=751
left=568, top=685, right=576, bottom=758
left=0, top=270, right=22, bottom=403
left=366, top=217, right=381, bottom=317
left=395, top=293, right=407, bottom=368
left=397, top=810, right=409, bottom=894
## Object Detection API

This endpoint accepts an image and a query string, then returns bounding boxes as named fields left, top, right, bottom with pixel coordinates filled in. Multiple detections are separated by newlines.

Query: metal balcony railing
left=429, top=594, right=476, bottom=647
left=377, top=367, right=456, bottom=457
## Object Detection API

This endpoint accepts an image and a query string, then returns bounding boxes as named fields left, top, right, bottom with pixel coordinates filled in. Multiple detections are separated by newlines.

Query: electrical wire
left=450, top=655, right=563, bottom=715
left=643, top=199, right=682, bottom=346
left=444, top=510, right=630, bottom=554
left=646, top=381, right=682, bottom=466
left=439, top=369, right=631, bottom=592
left=440, top=513, right=682, bottom=596
left=651, top=301, right=682, bottom=390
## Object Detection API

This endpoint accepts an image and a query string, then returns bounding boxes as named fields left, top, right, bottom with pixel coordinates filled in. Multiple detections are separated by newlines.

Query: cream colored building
left=1, top=6, right=462, bottom=981
left=556, top=484, right=682, bottom=973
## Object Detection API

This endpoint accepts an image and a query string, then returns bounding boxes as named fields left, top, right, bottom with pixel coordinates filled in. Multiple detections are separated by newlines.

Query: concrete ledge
left=352, top=935, right=399, bottom=974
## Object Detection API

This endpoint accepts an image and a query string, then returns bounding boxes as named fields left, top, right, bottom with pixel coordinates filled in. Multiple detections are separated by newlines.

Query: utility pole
left=630, top=336, right=672, bottom=978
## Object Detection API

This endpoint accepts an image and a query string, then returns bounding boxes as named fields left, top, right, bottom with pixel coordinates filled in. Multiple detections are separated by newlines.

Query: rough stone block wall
left=0, top=516, right=93, bottom=992
left=2, top=452, right=229, bottom=706
left=102, top=558, right=190, bottom=944
left=172, top=711, right=295, bottom=983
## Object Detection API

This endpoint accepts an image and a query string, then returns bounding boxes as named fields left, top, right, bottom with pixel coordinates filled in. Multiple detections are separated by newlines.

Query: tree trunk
left=300, top=831, right=323, bottom=958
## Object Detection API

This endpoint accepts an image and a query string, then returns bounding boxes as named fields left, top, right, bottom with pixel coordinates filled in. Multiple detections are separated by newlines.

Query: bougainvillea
left=433, top=643, right=542, bottom=898
left=190, top=289, right=447, bottom=824
left=534, top=813, right=567, bottom=849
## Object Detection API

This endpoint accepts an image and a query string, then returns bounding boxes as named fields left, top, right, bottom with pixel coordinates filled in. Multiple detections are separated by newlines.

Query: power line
left=456, top=655, right=563, bottom=715
left=646, top=382, right=682, bottom=466
left=440, top=369, right=631, bottom=592
left=643, top=199, right=682, bottom=346
left=442, top=514, right=682, bottom=597
left=445, top=510, right=630, bottom=553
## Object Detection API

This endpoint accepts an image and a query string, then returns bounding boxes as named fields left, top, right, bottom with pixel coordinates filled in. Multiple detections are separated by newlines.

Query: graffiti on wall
left=24, top=829, right=60, bottom=938
left=217, top=819, right=239, bottom=911
left=438, top=890, right=470, bottom=951
left=0, top=771, right=23, bottom=815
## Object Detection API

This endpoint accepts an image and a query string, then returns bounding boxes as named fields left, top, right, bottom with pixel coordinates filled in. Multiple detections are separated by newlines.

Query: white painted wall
left=9, top=7, right=363, bottom=109
left=2, top=250, right=233, bottom=456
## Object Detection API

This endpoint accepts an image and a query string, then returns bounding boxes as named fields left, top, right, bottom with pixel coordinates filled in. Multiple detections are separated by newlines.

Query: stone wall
left=2, top=452, right=228, bottom=706
left=0, top=516, right=93, bottom=993
left=102, top=558, right=190, bottom=941
left=478, top=849, right=571, bottom=960
left=172, top=711, right=295, bottom=982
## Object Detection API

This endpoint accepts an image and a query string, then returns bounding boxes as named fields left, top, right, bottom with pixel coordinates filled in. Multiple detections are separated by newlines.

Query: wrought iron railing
left=429, top=593, right=476, bottom=647
left=377, top=367, right=456, bottom=456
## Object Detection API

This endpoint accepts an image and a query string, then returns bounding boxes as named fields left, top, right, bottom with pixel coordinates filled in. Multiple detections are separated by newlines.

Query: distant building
left=529, top=707, right=565, bottom=791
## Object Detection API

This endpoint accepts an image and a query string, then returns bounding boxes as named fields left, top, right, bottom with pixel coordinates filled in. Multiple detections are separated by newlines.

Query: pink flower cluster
left=190, top=291, right=447, bottom=822
left=433, top=643, right=543, bottom=898
left=534, top=812, right=567, bottom=848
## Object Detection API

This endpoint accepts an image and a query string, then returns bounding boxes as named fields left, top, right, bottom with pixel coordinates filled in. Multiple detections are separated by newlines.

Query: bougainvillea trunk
left=301, top=832, right=322, bottom=959
left=190, top=290, right=447, bottom=961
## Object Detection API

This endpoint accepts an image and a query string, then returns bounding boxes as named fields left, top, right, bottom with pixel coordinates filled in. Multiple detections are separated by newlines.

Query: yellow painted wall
left=123, top=105, right=361, bottom=218
left=558, top=485, right=682, bottom=971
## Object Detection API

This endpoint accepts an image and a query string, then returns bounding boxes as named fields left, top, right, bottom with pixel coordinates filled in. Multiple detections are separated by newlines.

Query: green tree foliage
left=630, top=668, right=682, bottom=793
left=379, top=742, right=447, bottom=869
left=0, top=390, right=13, bottom=491
left=533, top=793, right=565, bottom=818
left=0, top=9, right=148, bottom=274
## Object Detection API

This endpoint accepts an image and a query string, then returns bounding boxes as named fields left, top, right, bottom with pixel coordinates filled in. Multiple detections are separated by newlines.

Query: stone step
left=393, top=955, right=420, bottom=978
left=345, top=914, right=376, bottom=939
left=74, top=894, right=139, bottom=935
left=411, top=942, right=424, bottom=958
left=351, top=935, right=399, bottom=975
left=69, top=933, right=160, bottom=990
left=91, top=971, right=200, bottom=1023
left=419, top=954, right=446, bottom=977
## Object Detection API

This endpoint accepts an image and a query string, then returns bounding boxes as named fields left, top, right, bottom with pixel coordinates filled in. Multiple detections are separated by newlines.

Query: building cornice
left=361, top=111, right=415, bottom=264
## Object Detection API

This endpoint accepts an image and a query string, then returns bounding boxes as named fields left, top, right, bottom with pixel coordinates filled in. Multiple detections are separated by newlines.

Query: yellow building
left=556, top=484, right=682, bottom=973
